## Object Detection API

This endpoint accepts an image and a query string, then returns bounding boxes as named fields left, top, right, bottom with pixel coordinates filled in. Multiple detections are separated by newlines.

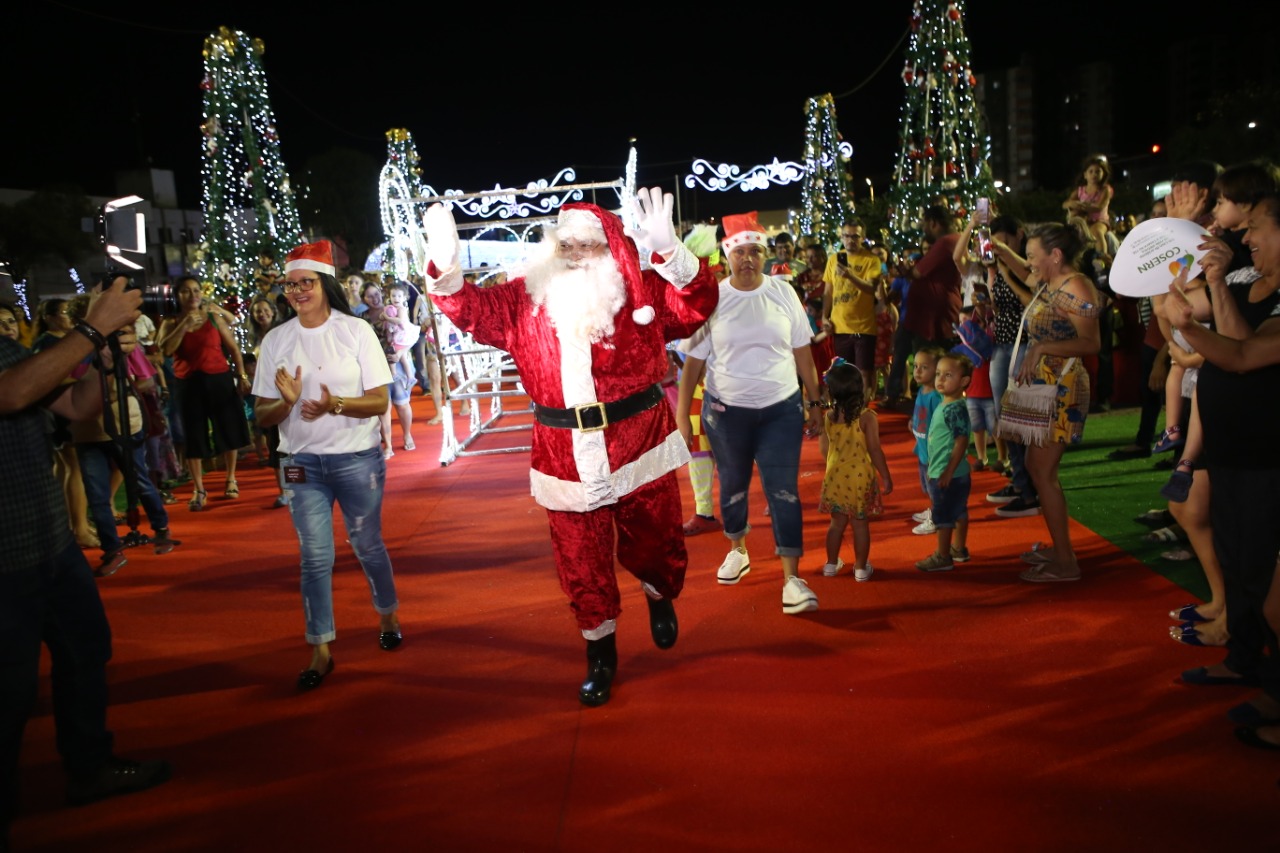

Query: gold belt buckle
left=574, top=401, right=608, bottom=432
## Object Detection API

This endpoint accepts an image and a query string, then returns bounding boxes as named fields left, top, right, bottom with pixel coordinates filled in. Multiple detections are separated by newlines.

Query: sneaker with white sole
left=986, top=484, right=1020, bottom=504
left=854, top=563, right=874, bottom=582
left=821, top=558, right=846, bottom=577
left=994, top=496, right=1041, bottom=518
left=716, top=548, right=750, bottom=585
left=911, top=508, right=932, bottom=523
left=915, top=551, right=954, bottom=572
left=950, top=546, right=970, bottom=563
left=782, top=576, right=819, bottom=614
left=912, top=519, right=936, bottom=535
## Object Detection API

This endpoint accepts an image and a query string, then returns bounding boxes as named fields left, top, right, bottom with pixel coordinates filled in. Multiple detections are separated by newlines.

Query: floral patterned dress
left=1024, top=279, right=1100, bottom=444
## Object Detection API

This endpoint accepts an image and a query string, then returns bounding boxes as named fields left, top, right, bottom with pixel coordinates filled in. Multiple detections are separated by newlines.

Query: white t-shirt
left=252, top=311, right=393, bottom=455
left=679, top=276, right=811, bottom=409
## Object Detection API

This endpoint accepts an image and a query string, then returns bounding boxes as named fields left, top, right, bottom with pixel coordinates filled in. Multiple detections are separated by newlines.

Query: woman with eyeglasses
left=155, top=276, right=252, bottom=511
left=252, top=240, right=400, bottom=691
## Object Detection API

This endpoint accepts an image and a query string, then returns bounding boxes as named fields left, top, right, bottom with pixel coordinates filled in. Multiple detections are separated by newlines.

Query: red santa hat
left=285, top=240, right=337, bottom=277
left=555, top=202, right=655, bottom=326
left=721, top=211, right=768, bottom=253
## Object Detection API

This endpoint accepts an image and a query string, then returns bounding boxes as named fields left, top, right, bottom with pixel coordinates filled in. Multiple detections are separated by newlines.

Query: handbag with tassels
left=994, top=287, right=1074, bottom=448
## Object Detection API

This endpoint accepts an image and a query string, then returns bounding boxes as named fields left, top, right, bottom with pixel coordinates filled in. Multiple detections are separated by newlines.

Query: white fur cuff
left=652, top=242, right=699, bottom=290
left=425, top=263, right=464, bottom=296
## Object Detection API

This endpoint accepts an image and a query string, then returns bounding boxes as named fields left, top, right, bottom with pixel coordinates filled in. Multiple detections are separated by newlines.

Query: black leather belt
left=534, top=384, right=664, bottom=432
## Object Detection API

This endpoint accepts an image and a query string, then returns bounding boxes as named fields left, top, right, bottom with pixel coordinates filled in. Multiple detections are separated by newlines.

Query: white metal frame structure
left=386, top=153, right=637, bottom=465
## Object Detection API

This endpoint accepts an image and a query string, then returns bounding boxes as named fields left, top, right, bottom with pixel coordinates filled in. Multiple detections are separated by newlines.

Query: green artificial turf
left=1055, top=407, right=1209, bottom=599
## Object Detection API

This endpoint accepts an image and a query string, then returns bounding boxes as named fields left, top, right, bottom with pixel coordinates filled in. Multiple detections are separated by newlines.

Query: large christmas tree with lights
left=797, top=93, right=857, bottom=248
left=886, top=0, right=995, bottom=252
left=199, top=26, right=302, bottom=306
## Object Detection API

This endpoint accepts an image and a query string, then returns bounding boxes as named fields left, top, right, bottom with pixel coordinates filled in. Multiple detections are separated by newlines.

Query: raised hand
left=422, top=203, right=460, bottom=272
left=625, top=187, right=678, bottom=257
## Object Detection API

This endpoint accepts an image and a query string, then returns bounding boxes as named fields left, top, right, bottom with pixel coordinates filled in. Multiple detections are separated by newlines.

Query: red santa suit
left=429, top=203, right=718, bottom=633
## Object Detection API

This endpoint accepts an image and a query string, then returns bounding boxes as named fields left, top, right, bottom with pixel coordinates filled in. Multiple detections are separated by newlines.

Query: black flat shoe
left=1235, top=726, right=1280, bottom=751
left=379, top=630, right=402, bottom=651
left=297, top=656, right=334, bottom=691
left=646, top=596, right=678, bottom=650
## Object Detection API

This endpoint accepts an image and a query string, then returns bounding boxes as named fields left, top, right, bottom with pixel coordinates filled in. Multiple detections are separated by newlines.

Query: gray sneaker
left=915, top=551, right=954, bottom=572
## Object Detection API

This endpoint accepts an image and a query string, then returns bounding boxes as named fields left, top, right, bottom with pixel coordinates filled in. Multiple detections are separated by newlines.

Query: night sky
left=2, top=1, right=1256, bottom=219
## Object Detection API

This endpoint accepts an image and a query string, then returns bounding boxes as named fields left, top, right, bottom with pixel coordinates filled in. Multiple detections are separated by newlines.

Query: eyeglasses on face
left=283, top=277, right=320, bottom=293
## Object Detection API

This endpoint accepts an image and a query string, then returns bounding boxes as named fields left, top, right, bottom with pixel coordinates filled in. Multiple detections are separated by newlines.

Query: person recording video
left=0, top=276, right=172, bottom=850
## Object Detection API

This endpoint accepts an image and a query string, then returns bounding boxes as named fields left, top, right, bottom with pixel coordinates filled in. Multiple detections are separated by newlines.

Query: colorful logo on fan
left=1168, top=253, right=1194, bottom=275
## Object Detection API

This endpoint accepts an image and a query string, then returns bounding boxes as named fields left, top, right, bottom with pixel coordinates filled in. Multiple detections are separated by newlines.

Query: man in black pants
left=0, top=278, right=171, bottom=851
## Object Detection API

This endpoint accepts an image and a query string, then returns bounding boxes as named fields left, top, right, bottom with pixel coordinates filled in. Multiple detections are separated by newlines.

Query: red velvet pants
left=546, top=472, right=687, bottom=631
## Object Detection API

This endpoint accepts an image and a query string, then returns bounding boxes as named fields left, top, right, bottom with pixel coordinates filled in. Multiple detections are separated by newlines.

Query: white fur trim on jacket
left=529, top=430, right=691, bottom=512
left=424, top=262, right=463, bottom=296
left=651, top=242, right=699, bottom=289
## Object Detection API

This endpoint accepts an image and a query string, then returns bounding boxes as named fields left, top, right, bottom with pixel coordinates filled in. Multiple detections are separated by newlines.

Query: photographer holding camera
left=0, top=276, right=171, bottom=850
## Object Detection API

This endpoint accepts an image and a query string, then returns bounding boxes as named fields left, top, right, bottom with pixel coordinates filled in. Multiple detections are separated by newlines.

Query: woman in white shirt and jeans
left=676, top=212, right=823, bottom=615
left=253, top=240, right=402, bottom=691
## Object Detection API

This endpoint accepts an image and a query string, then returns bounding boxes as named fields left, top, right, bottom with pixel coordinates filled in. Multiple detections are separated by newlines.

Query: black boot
left=646, top=595, right=678, bottom=650
left=578, top=633, right=617, bottom=707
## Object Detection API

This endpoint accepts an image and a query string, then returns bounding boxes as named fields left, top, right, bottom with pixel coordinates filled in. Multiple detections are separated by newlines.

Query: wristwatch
left=331, top=396, right=345, bottom=416
left=808, top=400, right=825, bottom=409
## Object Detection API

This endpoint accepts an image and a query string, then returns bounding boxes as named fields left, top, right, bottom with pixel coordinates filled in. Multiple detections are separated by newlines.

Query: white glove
left=419, top=204, right=464, bottom=295
left=626, top=187, right=678, bottom=257
left=423, top=203, right=460, bottom=271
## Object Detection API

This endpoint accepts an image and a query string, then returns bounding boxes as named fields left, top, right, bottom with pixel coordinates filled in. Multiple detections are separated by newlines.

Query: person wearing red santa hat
left=420, top=188, right=718, bottom=706
left=253, top=240, right=402, bottom=691
left=675, top=211, right=824, bottom=615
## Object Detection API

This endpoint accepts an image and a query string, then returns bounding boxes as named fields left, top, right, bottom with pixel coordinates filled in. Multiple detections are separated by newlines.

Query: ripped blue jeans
left=701, top=390, right=805, bottom=556
left=283, top=447, right=398, bottom=645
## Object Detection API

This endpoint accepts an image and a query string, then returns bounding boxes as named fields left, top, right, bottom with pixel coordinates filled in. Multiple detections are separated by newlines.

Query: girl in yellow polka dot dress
left=817, top=359, right=894, bottom=582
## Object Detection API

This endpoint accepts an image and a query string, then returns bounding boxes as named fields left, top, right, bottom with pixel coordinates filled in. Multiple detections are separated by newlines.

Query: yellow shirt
left=823, top=250, right=882, bottom=335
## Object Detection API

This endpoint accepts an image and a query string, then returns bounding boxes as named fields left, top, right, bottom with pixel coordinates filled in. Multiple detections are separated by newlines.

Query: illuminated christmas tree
left=886, top=0, right=995, bottom=252
left=199, top=26, right=302, bottom=308
left=797, top=93, right=857, bottom=248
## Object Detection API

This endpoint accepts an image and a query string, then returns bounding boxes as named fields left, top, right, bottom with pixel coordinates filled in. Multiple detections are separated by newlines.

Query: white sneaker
left=854, top=563, right=874, bottom=582
left=782, top=577, right=819, bottom=614
left=821, top=558, right=845, bottom=577
left=716, top=548, right=750, bottom=585
left=912, top=519, right=936, bottom=535
left=911, top=508, right=932, bottom=524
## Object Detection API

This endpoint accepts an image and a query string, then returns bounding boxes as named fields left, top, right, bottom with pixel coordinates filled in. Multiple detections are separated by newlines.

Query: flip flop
left=1170, top=625, right=1205, bottom=646
left=1170, top=603, right=1210, bottom=623
left=1020, top=542, right=1053, bottom=565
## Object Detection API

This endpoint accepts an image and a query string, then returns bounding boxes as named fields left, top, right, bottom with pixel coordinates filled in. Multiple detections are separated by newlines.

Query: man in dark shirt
left=0, top=278, right=171, bottom=850
left=903, top=205, right=963, bottom=350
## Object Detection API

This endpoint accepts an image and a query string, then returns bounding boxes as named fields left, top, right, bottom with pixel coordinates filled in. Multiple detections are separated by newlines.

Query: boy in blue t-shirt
left=916, top=354, right=973, bottom=572
left=909, top=348, right=944, bottom=535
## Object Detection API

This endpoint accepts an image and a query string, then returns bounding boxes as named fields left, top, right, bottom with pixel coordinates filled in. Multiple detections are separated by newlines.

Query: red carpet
left=14, top=394, right=1279, bottom=851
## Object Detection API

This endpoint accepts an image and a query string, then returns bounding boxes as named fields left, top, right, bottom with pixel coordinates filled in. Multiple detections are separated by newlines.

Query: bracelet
left=72, top=321, right=107, bottom=349
left=331, top=396, right=345, bottom=416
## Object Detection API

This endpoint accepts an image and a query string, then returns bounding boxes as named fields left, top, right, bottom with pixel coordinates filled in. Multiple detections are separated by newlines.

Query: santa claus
left=420, top=188, right=718, bottom=706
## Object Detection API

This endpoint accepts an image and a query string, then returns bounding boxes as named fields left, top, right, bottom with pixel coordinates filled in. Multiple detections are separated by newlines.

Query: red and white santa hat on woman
left=553, top=202, right=655, bottom=326
left=721, top=211, right=768, bottom=253
left=285, top=240, right=337, bottom=277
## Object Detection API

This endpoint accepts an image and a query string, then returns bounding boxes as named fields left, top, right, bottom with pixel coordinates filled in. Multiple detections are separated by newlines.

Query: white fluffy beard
left=525, top=253, right=627, bottom=346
